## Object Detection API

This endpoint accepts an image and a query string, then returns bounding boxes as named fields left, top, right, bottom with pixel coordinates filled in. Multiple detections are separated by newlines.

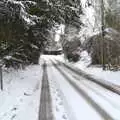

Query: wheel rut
left=38, top=62, right=53, bottom=120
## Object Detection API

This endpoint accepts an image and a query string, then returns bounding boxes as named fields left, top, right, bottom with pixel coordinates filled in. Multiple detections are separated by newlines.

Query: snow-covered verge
left=0, top=65, right=42, bottom=120
left=76, top=65, right=120, bottom=86
left=47, top=54, right=120, bottom=86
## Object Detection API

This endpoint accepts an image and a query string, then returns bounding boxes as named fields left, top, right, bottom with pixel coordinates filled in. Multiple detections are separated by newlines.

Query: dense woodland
left=0, top=0, right=120, bottom=70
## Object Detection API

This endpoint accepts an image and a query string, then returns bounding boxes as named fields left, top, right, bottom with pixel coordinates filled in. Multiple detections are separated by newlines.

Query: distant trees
left=0, top=1, right=43, bottom=68
left=0, top=0, right=83, bottom=68
left=104, top=0, right=120, bottom=70
left=1, top=0, right=120, bottom=71
left=84, top=28, right=120, bottom=68
left=105, top=10, right=120, bottom=32
left=101, top=0, right=106, bottom=70
left=80, top=0, right=120, bottom=70
left=57, top=0, right=82, bottom=61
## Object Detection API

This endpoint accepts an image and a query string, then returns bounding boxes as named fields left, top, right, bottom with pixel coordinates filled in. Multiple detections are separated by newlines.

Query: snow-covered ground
left=0, top=65, right=42, bottom=120
left=48, top=68, right=69, bottom=120
left=40, top=55, right=70, bottom=120
left=73, top=61, right=120, bottom=86
left=72, top=51, right=120, bottom=86
left=1, top=54, right=120, bottom=120
left=0, top=56, right=68, bottom=120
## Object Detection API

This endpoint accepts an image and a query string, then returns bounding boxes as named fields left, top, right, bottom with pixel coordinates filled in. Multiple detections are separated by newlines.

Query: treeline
left=2, top=0, right=120, bottom=71
left=0, top=0, right=82, bottom=68
left=61, top=0, right=120, bottom=71
left=0, top=1, right=43, bottom=68
left=83, top=0, right=120, bottom=71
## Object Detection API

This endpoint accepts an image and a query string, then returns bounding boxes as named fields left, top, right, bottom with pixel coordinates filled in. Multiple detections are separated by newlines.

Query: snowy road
left=40, top=55, right=120, bottom=120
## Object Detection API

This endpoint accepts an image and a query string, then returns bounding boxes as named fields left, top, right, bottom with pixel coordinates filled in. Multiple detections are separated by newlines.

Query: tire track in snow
left=47, top=64, right=77, bottom=120
left=64, top=66, right=120, bottom=111
left=56, top=60, right=120, bottom=96
left=52, top=61, right=114, bottom=120
left=38, top=62, right=53, bottom=120
left=60, top=65, right=120, bottom=119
